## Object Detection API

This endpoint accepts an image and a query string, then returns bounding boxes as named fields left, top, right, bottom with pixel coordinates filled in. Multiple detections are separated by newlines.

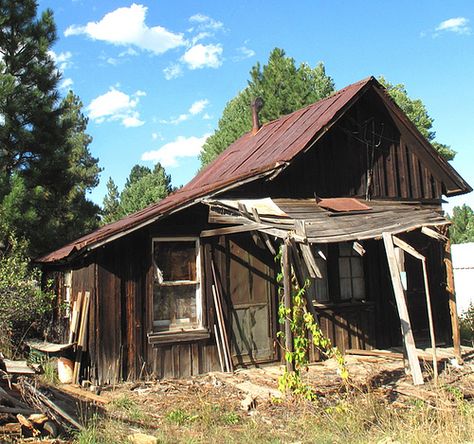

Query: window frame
left=150, top=236, right=206, bottom=338
left=337, top=242, right=365, bottom=301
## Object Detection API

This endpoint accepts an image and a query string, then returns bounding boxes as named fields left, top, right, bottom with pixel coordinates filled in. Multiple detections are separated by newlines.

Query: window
left=152, top=238, right=202, bottom=332
left=338, top=243, right=365, bottom=300
left=309, top=245, right=329, bottom=303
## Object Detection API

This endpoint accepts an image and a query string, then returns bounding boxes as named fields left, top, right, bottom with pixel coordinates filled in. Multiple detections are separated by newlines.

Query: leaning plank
left=382, top=232, right=424, bottom=385
left=69, top=291, right=83, bottom=343
left=212, top=285, right=232, bottom=373
left=210, top=261, right=233, bottom=372
left=73, top=291, right=91, bottom=384
left=213, top=324, right=225, bottom=372
left=393, top=236, right=438, bottom=382
left=17, top=379, right=83, bottom=431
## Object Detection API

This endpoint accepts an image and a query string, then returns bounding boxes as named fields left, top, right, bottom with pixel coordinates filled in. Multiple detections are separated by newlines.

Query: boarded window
left=338, top=243, right=365, bottom=300
left=153, top=239, right=201, bottom=331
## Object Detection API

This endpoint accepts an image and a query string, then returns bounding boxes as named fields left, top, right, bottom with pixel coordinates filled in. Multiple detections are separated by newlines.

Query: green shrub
left=0, top=223, right=54, bottom=357
left=459, top=303, right=474, bottom=346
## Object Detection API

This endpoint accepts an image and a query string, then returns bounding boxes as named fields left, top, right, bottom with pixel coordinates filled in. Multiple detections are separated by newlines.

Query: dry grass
left=73, top=358, right=474, bottom=444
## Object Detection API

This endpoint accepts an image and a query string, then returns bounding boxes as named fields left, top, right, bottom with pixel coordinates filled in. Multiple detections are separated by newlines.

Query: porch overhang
left=202, top=197, right=449, bottom=243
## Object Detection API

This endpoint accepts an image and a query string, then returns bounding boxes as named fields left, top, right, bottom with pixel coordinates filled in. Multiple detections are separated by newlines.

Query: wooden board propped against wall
left=382, top=232, right=424, bottom=385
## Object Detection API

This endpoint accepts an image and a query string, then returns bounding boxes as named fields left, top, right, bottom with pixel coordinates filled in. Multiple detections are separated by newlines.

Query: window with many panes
left=309, top=242, right=366, bottom=303
left=338, top=243, right=365, bottom=300
left=152, top=238, right=202, bottom=332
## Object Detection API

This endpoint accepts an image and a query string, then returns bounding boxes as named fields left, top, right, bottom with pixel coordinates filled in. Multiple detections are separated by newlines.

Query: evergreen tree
left=102, top=177, right=121, bottom=225
left=102, top=163, right=172, bottom=224
left=448, top=204, right=474, bottom=244
left=125, top=165, right=152, bottom=188
left=200, top=48, right=335, bottom=166
left=379, top=77, right=456, bottom=161
left=120, top=163, right=172, bottom=216
left=0, top=1, right=100, bottom=254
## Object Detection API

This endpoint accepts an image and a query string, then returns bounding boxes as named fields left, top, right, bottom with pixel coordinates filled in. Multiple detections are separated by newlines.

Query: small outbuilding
left=37, top=77, right=471, bottom=385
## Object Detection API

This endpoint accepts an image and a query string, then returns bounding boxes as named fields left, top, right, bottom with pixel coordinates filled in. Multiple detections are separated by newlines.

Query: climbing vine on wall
left=276, top=245, right=348, bottom=400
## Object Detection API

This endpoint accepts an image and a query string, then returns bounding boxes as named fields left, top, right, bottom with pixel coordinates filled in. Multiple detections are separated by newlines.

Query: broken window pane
left=153, top=239, right=200, bottom=331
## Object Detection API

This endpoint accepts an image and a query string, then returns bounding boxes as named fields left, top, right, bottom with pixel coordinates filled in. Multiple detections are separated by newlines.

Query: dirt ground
left=3, top=349, right=474, bottom=443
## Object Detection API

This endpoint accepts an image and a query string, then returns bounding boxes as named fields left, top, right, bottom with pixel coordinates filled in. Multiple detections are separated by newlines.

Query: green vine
left=276, top=245, right=348, bottom=400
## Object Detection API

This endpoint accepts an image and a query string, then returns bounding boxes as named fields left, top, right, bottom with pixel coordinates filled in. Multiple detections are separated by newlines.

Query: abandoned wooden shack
left=37, top=76, right=471, bottom=385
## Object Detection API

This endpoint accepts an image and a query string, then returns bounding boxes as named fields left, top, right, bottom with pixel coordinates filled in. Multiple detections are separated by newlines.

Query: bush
left=459, top=303, right=474, bottom=346
left=0, top=223, right=54, bottom=357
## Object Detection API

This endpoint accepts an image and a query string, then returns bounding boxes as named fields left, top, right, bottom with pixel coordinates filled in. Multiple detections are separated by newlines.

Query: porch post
left=282, top=238, right=294, bottom=372
left=382, top=233, right=424, bottom=385
left=444, top=238, right=462, bottom=362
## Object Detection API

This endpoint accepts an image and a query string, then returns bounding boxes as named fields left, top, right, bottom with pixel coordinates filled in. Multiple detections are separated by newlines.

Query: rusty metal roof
left=36, top=76, right=469, bottom=263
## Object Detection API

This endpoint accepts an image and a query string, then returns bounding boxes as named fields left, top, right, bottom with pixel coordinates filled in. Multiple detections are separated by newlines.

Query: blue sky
left=38, top=1, right=474, bottom=212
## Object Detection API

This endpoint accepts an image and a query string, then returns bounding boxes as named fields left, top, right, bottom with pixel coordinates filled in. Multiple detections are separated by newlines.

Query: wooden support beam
left=282, top=239, right=294, bottom=372
left=444, top=238, right=462, bottom=362
left=393, top=235, right=438, bottom=382
left=200, top=223, right=269, bottom=238
left=251, top=208, right=277, bottom=255
left=421, top=226, right=448, bottom=242
left=294, top=220, right=322, bottom=279
left=382, top=232, right=424, bottom=385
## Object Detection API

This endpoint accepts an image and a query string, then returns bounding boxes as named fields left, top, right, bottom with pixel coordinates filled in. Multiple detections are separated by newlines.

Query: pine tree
left=120, top=163, right=172, bottom=216
left=448, top=204, right=474, bottom=244
left=102, top=164, right=173, bottom=224
left=200, top=48, right=335, bottom=166
left=102, top=177, right=121, bottom=225
left=0, top=1, right=100, bottom=254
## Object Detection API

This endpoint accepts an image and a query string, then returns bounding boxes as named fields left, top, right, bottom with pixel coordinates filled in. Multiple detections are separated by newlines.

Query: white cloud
left=59, top=78, right=74, bottom=90
left=49, top=50, right=73, bottom=70
left=87, top=87, right=145, bottom=127
left=163, top=63, right=183, bottom=80
left=160, top=99, right=210, bottom=125
left=435, top=17, right=470, bottom=35
left=141, top=133, right=210, bottom=167
left=189, top=14, right=223, bottom=31
left=182, top=43, right=223, bottom=69
left=189, top=99, right=209, bottom=115
left=233, top=46, right=256, bottom=61
left=65, top=3, right=185, bottom=54
left=122, top=114, right=145, bottom=127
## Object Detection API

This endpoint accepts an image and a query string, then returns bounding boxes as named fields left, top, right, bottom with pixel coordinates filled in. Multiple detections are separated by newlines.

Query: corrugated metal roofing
left=37, top=76, right=469, bottom=263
